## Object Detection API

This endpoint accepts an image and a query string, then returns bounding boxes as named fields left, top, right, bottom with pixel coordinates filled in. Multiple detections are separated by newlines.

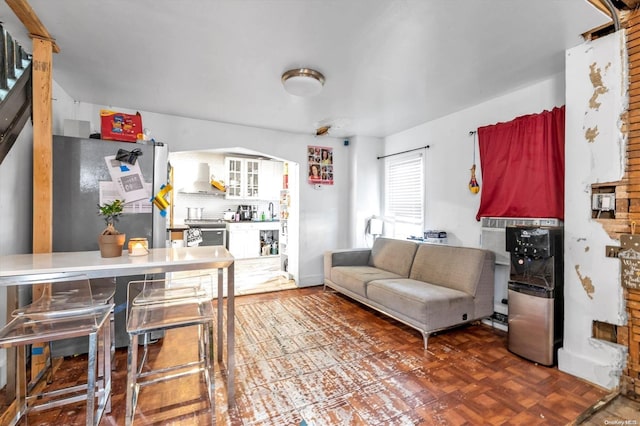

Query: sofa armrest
left=323, top=249, right=371, bottom=282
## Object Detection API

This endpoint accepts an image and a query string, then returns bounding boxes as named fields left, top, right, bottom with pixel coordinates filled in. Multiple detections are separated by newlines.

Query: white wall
left=384, top=74, right=565, bottom=249
left=348, top=136, right=384, bottom=248
left=51, top=85, right=350, bottom=286
left=558, top=31, right=628, bottom=390
left=0, top=120, right=33, bottom=388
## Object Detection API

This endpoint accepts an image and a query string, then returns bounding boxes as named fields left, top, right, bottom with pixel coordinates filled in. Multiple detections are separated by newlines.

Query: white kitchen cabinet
left=227, top=223, right=260, bottom=259
left=260, top=160, right=283, bottom=201
left=225, top=157, right=260, bottom=199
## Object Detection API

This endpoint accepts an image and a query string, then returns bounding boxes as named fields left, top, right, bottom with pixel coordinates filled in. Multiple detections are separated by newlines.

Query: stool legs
left=125, top=333, right=139, bottom=426
left=1, top=314, right=112, bottom=426
left=125, top=326, right=215, bottom=425
left=98, top=312, right=113, bottom=414
left=205, top=321, right=216, bottom=423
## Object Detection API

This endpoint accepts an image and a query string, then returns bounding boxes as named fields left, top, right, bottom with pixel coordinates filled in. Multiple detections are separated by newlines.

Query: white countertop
left=226, top=221, right=279, bottom=231
left=0, top=246, right=234, bottom=284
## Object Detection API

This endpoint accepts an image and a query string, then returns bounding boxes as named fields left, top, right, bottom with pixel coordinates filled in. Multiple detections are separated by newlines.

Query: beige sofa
left=323, top=237, right=495, bottom=349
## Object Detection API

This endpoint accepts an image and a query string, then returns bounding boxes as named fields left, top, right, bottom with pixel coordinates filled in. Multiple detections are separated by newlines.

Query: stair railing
left=0, top=23, right=32, bottom=165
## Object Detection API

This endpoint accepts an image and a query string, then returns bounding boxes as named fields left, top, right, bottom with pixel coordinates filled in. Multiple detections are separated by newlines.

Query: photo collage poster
left=307, top=145, right=334, bottom=185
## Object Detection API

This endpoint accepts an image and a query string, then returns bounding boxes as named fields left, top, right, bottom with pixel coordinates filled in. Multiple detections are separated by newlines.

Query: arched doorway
left=168, top=148, right=299, bottom=294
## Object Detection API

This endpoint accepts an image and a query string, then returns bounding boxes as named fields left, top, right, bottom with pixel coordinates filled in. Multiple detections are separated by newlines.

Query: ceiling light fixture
left=281, top=68, right=325, bottom=97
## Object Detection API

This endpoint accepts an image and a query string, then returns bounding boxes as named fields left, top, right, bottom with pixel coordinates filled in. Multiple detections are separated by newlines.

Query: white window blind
left=385, top=153, right=424, bottom=226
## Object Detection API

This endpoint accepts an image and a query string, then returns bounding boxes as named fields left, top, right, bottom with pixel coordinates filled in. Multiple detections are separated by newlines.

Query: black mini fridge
left=505, top=225, right=563, bottom=366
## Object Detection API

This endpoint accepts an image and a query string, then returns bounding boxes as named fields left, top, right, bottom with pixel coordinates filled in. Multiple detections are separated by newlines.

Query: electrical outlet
left=606, top=245, right=621, bottom=258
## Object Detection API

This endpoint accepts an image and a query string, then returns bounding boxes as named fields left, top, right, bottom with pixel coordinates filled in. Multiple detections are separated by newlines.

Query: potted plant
left=97, top=199, right=126, bottom=257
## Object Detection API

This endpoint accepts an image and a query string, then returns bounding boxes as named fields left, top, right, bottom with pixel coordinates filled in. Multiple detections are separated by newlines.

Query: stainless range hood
left=179, top=162, right=225, bottom=195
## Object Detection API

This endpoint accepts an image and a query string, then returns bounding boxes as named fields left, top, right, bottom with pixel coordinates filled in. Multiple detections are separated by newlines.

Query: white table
left=0, top=246, right=236, bottom=403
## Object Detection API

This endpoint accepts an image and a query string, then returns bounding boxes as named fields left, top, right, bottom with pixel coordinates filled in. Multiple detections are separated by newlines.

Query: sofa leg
left=323, top=283, right=336, bottom=293
left=422, top=332, right=430, bottom=350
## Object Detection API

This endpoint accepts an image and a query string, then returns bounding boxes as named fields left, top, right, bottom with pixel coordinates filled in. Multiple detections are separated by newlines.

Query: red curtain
left=476, top=106, right=565, bottom=221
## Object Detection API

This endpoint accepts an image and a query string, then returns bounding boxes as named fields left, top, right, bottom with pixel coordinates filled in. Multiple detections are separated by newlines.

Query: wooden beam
left=30, top=36, right=53, bottom=378
left=5, top=0, right=60, bottom=53
left=620, top=0, right=640, bottom=9
left=32, top=37, right=52, bottom=255
left=1, top=0, right=59, bottom=393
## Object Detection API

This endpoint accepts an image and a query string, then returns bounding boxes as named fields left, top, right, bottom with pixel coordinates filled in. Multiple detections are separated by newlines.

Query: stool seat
left=128, top=298, right=215, bottom=332
left=11, top=277, right=117, bottom=373
left=0, top=305, right=112, bottom=344
left=12, top=280, right=115, bottom=314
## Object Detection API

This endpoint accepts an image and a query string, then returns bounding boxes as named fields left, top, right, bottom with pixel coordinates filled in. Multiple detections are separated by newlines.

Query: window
left=384, top=153, right=424, bottom=238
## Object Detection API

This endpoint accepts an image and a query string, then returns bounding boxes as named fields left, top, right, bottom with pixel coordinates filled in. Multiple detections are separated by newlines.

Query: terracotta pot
left=98, top=233, right=126, bottom=258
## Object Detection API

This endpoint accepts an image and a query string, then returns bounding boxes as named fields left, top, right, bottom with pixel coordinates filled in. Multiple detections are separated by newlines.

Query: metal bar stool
left=0, top=275, right=113, bottom=426
left=125, top=273, right=216, bottom=425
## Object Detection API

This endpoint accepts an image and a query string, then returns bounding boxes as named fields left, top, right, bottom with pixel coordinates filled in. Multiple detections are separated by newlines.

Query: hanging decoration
left=469, top=131, right=480, bottom=194
left=307, top=145, right=334, bottom=185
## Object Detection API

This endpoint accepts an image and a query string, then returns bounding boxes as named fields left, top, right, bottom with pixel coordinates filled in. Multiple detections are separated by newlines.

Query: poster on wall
left=307, top=145, right=334, bottom=185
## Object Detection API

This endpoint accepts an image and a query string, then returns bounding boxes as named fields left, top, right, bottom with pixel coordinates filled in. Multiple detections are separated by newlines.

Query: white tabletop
left=0, top=246, right=234, bottom=284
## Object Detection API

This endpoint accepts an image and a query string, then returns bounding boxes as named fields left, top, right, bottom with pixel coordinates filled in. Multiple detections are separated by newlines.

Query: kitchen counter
left=227, top=221, right=279, bottom=231
left=225, top=219, right=280, bottom=224
left=167, top=224, right=189, bottom=231
left=227, top=221, right=279, bottom=259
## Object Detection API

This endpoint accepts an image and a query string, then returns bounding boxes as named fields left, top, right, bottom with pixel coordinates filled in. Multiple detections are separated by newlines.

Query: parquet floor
left=1, top=286, right=638, bottom=425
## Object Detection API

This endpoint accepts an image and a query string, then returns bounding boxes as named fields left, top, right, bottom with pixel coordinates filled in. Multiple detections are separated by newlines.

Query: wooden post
left=30, top=36, right=53, bottom=380
left=32, top=37, right=53, bottom=254
left=3, top=0, right=60, bottom=409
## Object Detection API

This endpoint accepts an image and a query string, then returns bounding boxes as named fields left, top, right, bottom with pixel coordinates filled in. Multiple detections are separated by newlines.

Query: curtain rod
left=376, top=145, right=430, bottom=160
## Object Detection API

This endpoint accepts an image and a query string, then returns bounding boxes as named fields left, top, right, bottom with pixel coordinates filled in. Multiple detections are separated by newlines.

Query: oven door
left=200, top=228, right=227, bottom=247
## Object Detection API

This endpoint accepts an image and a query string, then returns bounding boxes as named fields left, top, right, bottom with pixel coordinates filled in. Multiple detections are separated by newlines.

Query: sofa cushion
left=409, top=244, right=488, bottom=296
left=368, top=238, right=418, bottom=277
left=330, top=266, right=404, bottom=297
left=367, top=278, right=474, bottom=330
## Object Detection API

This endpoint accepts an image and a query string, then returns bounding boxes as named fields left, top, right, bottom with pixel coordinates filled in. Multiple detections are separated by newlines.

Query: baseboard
left=482, top=317, right=508, bottom=332
left=298, top=274, right=324, bottom=287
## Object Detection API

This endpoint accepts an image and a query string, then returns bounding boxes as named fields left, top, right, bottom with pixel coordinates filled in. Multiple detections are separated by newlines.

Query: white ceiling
left=0, top=0, right=609, bottom=138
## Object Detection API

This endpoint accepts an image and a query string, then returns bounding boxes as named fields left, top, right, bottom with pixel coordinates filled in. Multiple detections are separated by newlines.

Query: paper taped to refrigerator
left=104, top=155, right=151, bottom=203
left=99, top=181, right=152, bottom=213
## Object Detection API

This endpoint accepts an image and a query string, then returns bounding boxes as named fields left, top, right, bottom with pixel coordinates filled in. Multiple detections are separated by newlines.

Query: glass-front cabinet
left=245, top=159, right=260, bottom=198
left=226, top=157, right=243, bottom=198
left=225, top=157, right=260, bottom=199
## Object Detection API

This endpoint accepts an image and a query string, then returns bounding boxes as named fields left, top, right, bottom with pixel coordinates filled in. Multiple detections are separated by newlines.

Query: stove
left=184, top=219, right=227, bottom=247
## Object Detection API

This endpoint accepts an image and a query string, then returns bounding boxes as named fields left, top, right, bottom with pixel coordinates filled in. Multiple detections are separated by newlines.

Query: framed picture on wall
left=307, top=145, right=334, bottom=185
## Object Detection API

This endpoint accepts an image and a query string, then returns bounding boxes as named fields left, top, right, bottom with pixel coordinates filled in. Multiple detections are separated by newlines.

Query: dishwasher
left=505, top=225, right=563, bottom=366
